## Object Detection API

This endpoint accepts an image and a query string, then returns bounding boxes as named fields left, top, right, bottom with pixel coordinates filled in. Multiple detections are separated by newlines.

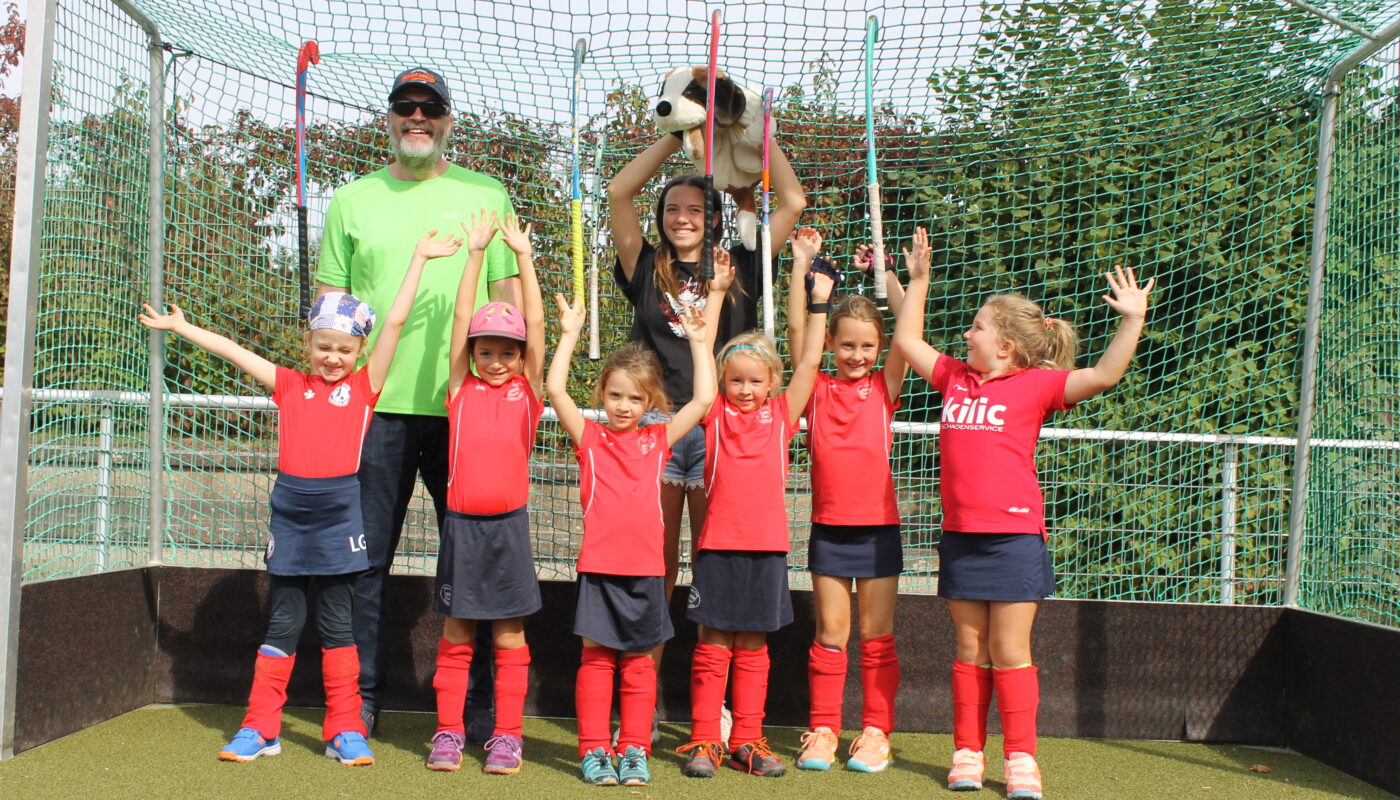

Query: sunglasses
left=389, top=99, right=450, bottom=119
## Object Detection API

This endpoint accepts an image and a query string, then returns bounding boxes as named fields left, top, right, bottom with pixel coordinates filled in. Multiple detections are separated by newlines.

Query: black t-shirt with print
left=614, top=240, right=773, bottom=406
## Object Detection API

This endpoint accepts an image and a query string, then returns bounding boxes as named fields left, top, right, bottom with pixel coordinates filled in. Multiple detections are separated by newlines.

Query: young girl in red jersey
left=547, top=253, right=724, bottom=787
left=675, top=264, right=836, bottom=780
left=425, top=211, right=545, bottom=775
left=894, top=260, right=1154, bottom=800
left=787, top=227, right=927, bottom=774
left=139, top=230, right=459, bottom=766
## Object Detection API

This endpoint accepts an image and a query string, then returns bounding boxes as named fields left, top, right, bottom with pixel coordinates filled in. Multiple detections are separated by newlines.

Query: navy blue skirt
left=686, top=550, right=793, bottom=633
left=937, top=530, right=1056, bottom=601
left=435, top=506, right=542, bottom=620
left=809, top=523, right=903, bottom=579
left=573, top=573, right=674, bottom=652
left=265, top=472, right=368, bottom=577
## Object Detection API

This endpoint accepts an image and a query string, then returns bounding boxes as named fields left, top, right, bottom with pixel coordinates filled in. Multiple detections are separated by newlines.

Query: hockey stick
left=295, top=40, right=319, bottom=319
left=864, top=15, right=888, bottom=310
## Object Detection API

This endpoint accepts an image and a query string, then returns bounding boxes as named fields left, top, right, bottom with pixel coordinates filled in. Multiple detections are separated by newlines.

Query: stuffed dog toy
left=653, top=65, right=769, bottom=250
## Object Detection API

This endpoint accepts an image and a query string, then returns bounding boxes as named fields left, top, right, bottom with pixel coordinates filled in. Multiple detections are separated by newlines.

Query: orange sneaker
left=1004, top=751, right=1043, bottom=800
left=845, top=726, right=892, bottom=772
left=947, top=748, right=985, bottom=790
left=796, top=727, right=838, bottom=771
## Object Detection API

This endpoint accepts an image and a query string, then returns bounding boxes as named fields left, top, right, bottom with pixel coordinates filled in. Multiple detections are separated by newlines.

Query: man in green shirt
left=317, top=67, right=517, bottom=740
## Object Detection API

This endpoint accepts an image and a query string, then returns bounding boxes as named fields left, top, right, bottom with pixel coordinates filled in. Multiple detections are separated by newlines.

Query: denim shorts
left=641, top=409, right=706, bottom=489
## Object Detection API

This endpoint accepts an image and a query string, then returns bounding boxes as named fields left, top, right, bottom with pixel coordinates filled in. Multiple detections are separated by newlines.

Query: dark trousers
left=354, top=412, right=494, bottom=715
left=265, top=572, right=356, bottom=654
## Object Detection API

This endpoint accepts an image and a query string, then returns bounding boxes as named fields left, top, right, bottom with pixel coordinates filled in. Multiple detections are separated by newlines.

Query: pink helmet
left=467, top=301, right=526, bottom=342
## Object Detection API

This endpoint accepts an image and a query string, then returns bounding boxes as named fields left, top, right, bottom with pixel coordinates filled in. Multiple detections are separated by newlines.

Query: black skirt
left=937, top=530, right=1056, bottom=601
left=809, top=522, right=903, bottom=579
left=573, top=573, right=674, bottom=652
left=434, top=506, right=542, bottom=619
left=265, top=472, right=368, bottom=577
left=686, top=550, right=793, bottom=633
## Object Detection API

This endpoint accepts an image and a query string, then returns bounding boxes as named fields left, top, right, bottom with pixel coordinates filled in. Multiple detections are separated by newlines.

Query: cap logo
left=401, top=71, right=436, bottom=83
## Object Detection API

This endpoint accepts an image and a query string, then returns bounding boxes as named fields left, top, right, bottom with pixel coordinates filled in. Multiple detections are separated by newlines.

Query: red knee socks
left=618, top=654, right=657, bottom=754
left=433, top=637, right=474, bottom=734
left=860, top=634, right=899, bottom=733
left=728, top=644, right=770, bottom=749
left=995, top=664, right=1039, bottom=757
left=241, top=649, right=295, bottom=740
left=493, top=644, right=530, bottom=738
left=577, top=646, right=617, bottom=757
left=321, top=645, right=365, bottom=741
left=951, top=660, right=993, bottom=751
left=807, top=640, right=846, bottom=731
left=689, top=641, right=732, bottom=743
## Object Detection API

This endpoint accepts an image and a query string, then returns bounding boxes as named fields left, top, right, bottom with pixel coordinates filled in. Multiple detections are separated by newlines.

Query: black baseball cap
left=388, top=67, right=451, bottom=106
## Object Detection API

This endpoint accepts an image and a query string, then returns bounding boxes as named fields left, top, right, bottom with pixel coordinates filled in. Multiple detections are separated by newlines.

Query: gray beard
left=393, top=136, right=448, bottom=170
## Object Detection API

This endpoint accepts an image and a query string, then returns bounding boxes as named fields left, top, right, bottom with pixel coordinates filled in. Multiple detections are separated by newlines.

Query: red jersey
left=930, top=356, right=1070, bottom=535
left=805, top=370, right=901, bottom=526
left=699, top=393, right=796, bottom=552
left=574, top=420, right=671, bottom=576
left=446, top=374, right=543, bottom=514
left=274, top=366, right=379, bottom=478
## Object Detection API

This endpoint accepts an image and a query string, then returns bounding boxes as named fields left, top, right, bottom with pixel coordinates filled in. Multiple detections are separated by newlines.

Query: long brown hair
left=983, top=293, right=1078, bottom=370
left=652, top=174, right=728, bottom=302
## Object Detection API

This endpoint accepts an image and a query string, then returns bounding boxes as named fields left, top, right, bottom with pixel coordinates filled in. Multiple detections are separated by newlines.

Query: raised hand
left=496, top=213, right=533, bottom=256
left=414, top=229, right=463, bottom=261
left=138, top=302, right=187, bottom=331
left=461, top=210, right=500, bottom=252
left=902, top=226, right=930, bottom=281
left=554, top=292, right=586, bottom=335
left=791, top=226, right=822, bottom=262
left=1102, top=264, right=1155, bottom=320
left=708, top=246, right=735, bottom=294
left=809, top=270, right=835, bottom=305
left=854, top=242, right=895, bottom=276
left=677, top=303, right=708, bottom=344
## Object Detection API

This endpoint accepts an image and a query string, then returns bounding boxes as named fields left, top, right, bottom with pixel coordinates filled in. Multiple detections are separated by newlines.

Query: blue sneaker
left=617, top=745, right=651, bottom=786
left=325, top=731, right=375, bottom=766
left=219, top=727, right=280, bottom=762
left=580, top=747, right=619, bottom=785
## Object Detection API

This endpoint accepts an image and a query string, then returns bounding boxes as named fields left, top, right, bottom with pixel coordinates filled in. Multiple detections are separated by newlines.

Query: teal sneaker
left=580, top=747, right=619, bottom=785
left=219, top=727, right=280, bottom=762
left=325, top=731, right=375, bottom=766
left=617, top=745, right=651, bottom=786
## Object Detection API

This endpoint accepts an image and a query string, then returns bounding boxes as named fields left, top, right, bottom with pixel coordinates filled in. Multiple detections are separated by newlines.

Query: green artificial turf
left=0, top=705, right=1392, bottom=799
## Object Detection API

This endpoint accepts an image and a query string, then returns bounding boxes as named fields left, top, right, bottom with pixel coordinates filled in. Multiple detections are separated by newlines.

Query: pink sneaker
left=947, top=748, right=985, bottom=791
left=1004, top=752, right=1043, bottom=800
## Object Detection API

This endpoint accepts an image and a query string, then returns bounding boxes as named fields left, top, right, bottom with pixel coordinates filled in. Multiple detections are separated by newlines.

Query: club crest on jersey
left=758, top=406, right=773, bottom=424
left=858, top=383, right=872, bottom=399
left=329, top=384, right=352, bottom=407
left=506, top=384, right=524, bottom=402
left=303, top=389, right=315, bottom=400
left=639, top=431, right=656, bottom=454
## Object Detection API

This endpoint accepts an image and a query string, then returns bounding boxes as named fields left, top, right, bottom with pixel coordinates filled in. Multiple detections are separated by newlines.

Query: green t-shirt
left=317, top=164, right=518, bottom=416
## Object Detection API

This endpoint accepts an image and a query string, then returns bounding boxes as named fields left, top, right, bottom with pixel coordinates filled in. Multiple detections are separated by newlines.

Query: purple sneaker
left=482, top=733, right=523, bottom=774
left=426, top=730, right=465, bottom=771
